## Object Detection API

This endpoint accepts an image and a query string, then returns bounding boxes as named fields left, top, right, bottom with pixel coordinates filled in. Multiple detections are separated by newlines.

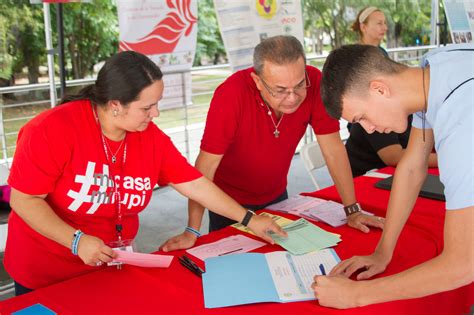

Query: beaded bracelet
left=71, top=229, right=84, bottom=255
left=185, top=226, right=201, bottom=238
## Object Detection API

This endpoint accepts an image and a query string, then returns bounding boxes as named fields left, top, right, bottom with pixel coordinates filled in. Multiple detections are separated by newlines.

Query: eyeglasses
left=259, top=70, right=311, bottom=100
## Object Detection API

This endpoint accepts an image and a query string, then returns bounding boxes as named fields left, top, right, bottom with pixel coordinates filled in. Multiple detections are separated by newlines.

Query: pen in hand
left=319, top=263, right=326, bottom=276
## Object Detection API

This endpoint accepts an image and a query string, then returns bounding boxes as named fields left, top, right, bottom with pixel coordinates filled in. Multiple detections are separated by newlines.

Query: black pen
left=178, top=256, right=202, bottom=277
left=218, top=248, right=243, bottom=256
left=319, top=264, right=326, bottom=276
left=182, top=255, right=205, bottom=274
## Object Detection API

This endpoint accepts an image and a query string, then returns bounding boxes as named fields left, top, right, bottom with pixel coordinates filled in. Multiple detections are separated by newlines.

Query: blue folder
left=202, top=249, right=340, bottom=308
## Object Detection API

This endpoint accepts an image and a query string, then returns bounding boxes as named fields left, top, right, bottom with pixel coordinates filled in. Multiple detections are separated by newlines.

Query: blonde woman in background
left=352, top=6, right=388, bottom=55
left=347, top=6, right=389, bottom=132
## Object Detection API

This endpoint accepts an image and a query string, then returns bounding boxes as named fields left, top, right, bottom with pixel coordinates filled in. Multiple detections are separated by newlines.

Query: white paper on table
left=265, top=249, right=340, bottom=301
left=266, top=195, right=326, bottom=215
left=303, top=201, right=347, bottom=227
left=364, top=171, right=392, bottom=179
left=186, top=234, right=266, bottom=261
left=112, top=250, right=173, bottom=268
left=302, top=201, right=374, bottom=227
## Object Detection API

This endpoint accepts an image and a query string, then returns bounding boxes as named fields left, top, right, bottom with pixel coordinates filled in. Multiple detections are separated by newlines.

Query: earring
left=113, top=109, right=118, bottom=117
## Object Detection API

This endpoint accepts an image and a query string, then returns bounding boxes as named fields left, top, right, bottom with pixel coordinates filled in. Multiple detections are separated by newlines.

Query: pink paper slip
left=112, top=250, right=174, bottom=268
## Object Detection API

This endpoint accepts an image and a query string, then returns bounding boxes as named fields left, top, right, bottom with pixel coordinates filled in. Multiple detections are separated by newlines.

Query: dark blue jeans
left=208, top=190, right=288, bottom=232
left=14, top=281, right=33, bottom=296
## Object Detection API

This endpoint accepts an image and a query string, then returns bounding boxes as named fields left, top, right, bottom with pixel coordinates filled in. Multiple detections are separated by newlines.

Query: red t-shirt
left=5, top=100, right=201, bottom=289
left=201, top=66, right=339, bottom=205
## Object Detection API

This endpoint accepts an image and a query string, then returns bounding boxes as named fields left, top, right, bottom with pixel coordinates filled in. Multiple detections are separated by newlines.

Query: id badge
left=107, top=238, right=135, bottom=266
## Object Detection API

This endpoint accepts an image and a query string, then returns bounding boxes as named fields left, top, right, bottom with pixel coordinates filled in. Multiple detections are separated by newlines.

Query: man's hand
left=312, top=275, right=363, bottom=309
left=330, top=250, right=392, bottom=280
left=347, top=212, right=384, bottom=233
left=248, top=214, right=288, bottom=244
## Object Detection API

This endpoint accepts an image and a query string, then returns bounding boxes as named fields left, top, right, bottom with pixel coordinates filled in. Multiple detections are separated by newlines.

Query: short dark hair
left=321, top=44, right=406, bottom=119
left=253, top=35, right=306, bottom=75
left=61, top=51, right=163, bottom=107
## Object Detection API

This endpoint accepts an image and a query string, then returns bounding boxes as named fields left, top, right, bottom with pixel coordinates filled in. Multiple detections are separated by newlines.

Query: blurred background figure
left=352, top=6, right=388, bottom=55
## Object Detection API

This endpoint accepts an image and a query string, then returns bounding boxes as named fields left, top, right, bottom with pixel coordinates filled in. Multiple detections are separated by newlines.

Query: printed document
left=203, top=249, right=340, bottom=308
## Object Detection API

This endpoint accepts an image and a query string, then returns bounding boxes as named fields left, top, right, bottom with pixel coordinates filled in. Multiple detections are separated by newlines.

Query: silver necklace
left=101, top=133, right=126, bottom=163
left=93, top=105, right=127, bottom=163
left=261, top=100, right=284, bottom=138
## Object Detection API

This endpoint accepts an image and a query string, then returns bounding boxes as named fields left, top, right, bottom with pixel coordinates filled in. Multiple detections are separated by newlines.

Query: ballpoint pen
left=178, top=256, right=202, bottom=277
left=182, top=255, right=205, bottom=274
left=319, top=264, right=326, bottom=276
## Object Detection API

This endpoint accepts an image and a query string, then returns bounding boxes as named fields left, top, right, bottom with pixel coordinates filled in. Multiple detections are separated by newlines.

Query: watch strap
left=343, top=202, right=361, bottom=216
left=241, top=210, right=256, bottom=227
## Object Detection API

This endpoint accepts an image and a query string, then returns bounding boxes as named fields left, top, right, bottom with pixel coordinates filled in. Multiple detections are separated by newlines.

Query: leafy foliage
left=194, top=0, right=226, bottom=66
left=0, top=0, right=438, bottom=83
left=303, top=0, right=433, bottom=50
left=52, top=0, right=118, bottom=79
left=0, top=0, right=44, bottom=83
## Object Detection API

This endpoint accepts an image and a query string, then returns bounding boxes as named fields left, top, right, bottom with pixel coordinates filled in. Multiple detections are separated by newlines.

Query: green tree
left=194, top=0, right=226, bottom=66
left=0, top=0, right=45, bottom=84
left=0, top=15, right=13, bottom=83
left=52, top=1, right=118, bottom=79
left=304, top=0, right=433, bottom=50
left=304, top=0, right=369, bottom=50
left=380, top=0, right=431, bottom=47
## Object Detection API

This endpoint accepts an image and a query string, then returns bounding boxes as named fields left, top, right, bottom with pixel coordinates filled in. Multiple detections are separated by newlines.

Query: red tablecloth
left=303, top=167, right=472, bottom=314
left=1, top=167, right=472, bottom=314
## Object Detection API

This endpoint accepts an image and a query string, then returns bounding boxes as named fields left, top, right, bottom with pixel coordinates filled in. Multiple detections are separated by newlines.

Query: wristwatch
left=241, top=210, right=256, bottom=227
left=343, top=202, right=361, bottom=217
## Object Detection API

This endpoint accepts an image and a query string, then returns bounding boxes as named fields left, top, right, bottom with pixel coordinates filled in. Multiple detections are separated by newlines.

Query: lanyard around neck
left=93, top=104, right=128, bottom=241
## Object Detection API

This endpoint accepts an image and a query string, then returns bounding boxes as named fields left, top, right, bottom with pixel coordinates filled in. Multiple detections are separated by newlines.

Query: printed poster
left=443, top=0, right=474, bottom=43
left=118, top=0, right=198, bottom=109
left=214, top=0, right=304, bottom=71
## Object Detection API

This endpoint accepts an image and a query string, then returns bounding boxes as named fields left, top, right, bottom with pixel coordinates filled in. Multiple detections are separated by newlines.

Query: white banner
left=443, top=0, right=474, bottom=44
left=214, top=0, right=304, bottom=72
left=117, top=0, right=198, bottom=109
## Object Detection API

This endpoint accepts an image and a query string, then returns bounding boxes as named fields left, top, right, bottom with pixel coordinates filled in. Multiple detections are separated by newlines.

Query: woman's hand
left=77, top=234, right=117, bottom=267
left=161, top=231, right=198, bottom=252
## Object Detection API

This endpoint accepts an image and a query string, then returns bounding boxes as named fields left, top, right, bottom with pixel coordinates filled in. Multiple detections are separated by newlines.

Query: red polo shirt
left=201, top=66, right=339, bottom=205
left=6, top=100, right=201, bottom=289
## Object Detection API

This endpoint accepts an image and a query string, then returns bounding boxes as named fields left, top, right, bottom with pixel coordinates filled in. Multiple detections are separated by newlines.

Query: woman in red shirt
left=5, top=51, right=285, bottom=296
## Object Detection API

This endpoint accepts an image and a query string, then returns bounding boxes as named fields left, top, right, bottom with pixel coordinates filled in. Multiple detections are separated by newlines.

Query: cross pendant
left=274, top=129, right=280, bottom=138
left=112, top=156, right=116, bottom=163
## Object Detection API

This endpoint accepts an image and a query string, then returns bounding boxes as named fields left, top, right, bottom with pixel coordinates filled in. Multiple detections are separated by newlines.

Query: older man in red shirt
left=162, top=35, right=383, bottom=251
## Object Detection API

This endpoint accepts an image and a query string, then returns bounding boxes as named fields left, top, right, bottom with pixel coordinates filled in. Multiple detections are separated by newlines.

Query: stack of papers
left=265, top=195, right=325, bottom=214
left=186, top=235, right=266, bottom=261
left=231, top=212, right=294, bottom=235
left=267, top=195, right=373, bottom=227
left=203, top=249, right=341, bottom=308
left=270, top=218, right=341, bottom=255
left=300, top=200, right=348, bottom=227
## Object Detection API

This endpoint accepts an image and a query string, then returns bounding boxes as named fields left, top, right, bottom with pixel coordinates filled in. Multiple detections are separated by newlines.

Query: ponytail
left=60, top=84, right=96, bottom=105
left=60, top=51, right=163, bottom=107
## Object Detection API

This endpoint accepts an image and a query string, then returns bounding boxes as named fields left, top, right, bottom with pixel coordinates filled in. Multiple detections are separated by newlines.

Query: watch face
left=344, top=203, right=360, bottom=216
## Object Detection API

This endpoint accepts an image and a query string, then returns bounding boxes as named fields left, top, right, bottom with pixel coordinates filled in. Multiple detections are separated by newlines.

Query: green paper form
left=271, top=218, right=341, bottom=255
